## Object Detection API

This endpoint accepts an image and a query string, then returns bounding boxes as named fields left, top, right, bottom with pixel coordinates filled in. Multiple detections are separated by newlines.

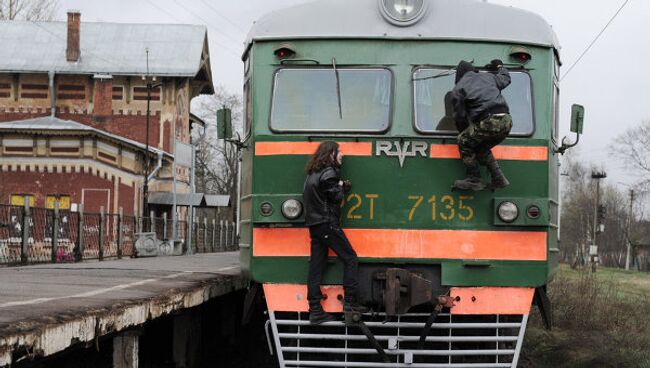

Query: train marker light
left=379, top=0, right=428, bottom=26
left=497, top=201, right=519, bottom=223
left=527, top=205, right=541, bottom=219
left=260, top=202, right=274, bottom=216
left=281, top=199, right=303, bottom=219
left=510, top=46, right=532, bottom=64
left=274, top=43, right=296, bottom=59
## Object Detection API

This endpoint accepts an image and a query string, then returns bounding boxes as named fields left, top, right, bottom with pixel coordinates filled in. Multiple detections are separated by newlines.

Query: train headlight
left=379, top=0, right=428, bottom=26
left=281, top=199, right=303, bottom=220
left=497, top=201, right=519, bottom=223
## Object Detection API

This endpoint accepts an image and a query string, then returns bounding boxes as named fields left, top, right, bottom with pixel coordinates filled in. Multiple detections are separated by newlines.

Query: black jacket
left=303, top=167, right=347, bottom=227
left=451, top=66, right=511, bottom=125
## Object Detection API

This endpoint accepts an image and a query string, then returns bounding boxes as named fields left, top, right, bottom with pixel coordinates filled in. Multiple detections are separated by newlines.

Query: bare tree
left=191, top=86, right=243, bottom=220
left=0, top=0, right=59, bottom=21
left=559, top=153, right=630, bottom=268
left=610, top=120, right=650, bottom=187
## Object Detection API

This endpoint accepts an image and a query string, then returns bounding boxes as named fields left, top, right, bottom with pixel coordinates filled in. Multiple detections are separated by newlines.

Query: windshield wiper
left=412, top=59, right=475, bottom=82
left=332, top=57, right=343, bottom=119
left=412, top=69, right=456, bottom=82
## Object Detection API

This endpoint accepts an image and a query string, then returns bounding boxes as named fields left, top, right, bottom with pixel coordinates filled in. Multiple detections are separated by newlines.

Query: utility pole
left=625, top=189, right=634, bottom=270
left=141, top=48, right=162, bottom=230
left=590, top=171, right=607, bottom=272
left=142, top=48, right=151, bottom=228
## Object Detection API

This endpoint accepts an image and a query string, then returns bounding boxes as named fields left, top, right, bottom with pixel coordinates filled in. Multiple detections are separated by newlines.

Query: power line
left=170, top=0, right=243, bottom=52
left=560, top=0, right=630, bottom=81
left=199, top=0, right=248, bottom=33
left=144, top=0, right=242, bottom=59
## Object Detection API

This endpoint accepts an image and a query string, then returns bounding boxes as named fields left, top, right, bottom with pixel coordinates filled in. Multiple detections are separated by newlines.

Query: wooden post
left=21, top=197, right=31, bottom=264
left=75, top=203, right=84, bottom=262
left=51, top=201, right=60, bottom=263
left=219, top=220, right=224, bottom=251
left=211, top=219, right=216, bottom=252
left=230, top=221, right=237, bottom=250
left=150, top=210, right=156, bottom=236
left=99, top=206, right=105, bottom=261
left=203, top=217, right=208, bottom=252
left=162, top=212, right=168, bottom=241
left=224, top=221, right=230, bottom=250
left=117, top=207, right=123, bottom=259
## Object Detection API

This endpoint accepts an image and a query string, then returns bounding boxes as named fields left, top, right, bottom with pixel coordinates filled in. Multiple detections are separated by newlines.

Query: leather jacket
left=303, top=167, right=348, bottom=227
left=451, top=66, right=511, bottom=125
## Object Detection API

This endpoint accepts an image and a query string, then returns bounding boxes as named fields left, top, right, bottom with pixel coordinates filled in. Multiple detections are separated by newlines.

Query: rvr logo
left=375, top=141, right=428, bottom=168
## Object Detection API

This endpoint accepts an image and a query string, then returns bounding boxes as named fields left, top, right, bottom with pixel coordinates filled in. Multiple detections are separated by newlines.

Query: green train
left=218, top=0, right=584, bottom=366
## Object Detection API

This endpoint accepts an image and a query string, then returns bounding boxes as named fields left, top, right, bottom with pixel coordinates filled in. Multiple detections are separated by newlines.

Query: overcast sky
left=57, top=0, right=649, bottom=190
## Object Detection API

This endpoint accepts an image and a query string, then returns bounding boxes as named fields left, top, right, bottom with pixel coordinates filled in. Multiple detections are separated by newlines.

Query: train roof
left=245, top=0, right=560, bottom=56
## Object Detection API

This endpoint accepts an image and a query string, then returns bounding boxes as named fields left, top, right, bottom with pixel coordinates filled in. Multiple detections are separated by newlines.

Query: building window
left=4, top=146, right=33, bottom=154
left=0, top=82, right=12, bottom=98
left=20, top=84, right=49, bottom=99
left=132, top=86, right=161, bottom=101
left=10, top=194, right=34, bottom=207
left=112, top=86, right=124, bottom=100
left=50, top=147, right=80, bottom=154
left=57, top=84, right=86, bottom=100
left=46, top=195, right=71, bottom=210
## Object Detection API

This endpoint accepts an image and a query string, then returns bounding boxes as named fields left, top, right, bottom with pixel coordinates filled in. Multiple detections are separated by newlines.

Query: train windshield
left=413, top=68, right=534, bottom=136
left=271, top=68, right=392, bottom=132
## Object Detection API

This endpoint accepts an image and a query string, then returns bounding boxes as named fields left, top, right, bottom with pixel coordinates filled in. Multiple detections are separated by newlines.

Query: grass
left=520, top=264, right=650, bottom=368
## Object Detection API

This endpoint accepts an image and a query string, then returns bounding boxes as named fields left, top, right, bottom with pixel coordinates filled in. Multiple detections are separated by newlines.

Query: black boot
left=486, top=156, right=509, bottom=189
left=452, top=166, right=484, bottom=191
left=343, top=296, right=369, bottom=314
left=309, top=303, right=337, bottom=325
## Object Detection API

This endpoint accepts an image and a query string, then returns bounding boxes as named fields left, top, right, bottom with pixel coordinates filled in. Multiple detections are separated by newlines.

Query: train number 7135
left=408, top=194, right=474, bottom=222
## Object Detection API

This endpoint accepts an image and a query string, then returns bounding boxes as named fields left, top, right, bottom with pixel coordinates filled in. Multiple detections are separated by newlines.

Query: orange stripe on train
left=263, top=283, right=534, bottom=315
left=430, top=144, right=548, bottom=161
left=255, top=141, right=372, bottom=156
left=253, top=228, right=547, bottom=261
left=255, top=141, right=547, bottom=161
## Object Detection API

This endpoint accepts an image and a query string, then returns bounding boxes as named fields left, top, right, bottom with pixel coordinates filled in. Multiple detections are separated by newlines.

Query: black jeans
left=307, top=223, right=359, bottom=306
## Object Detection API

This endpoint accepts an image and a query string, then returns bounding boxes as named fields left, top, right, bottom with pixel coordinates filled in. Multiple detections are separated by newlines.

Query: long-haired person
left=303, top=141, right=368, bottom=325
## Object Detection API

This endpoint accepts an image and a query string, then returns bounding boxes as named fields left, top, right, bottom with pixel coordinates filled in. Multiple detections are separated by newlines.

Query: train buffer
left=0, top=252, right=246, bottom=367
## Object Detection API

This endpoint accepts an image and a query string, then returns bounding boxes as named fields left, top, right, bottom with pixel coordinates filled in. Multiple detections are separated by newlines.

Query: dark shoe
left=486, top=157, right=509, bottom=189
left=309, top=306, right=337, bottom=325
left=453, top=166, right=485, bottom=191
left=344, top=299, right=369, bottom=314
left=453, top=177, right=485, bottom=191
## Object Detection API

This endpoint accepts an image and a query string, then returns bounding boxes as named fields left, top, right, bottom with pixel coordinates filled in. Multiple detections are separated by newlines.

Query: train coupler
left=383, top=268, right=433, bottom=316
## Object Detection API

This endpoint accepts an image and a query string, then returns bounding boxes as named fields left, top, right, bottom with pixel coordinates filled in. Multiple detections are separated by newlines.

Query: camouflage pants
left=458, top=114, right=513, bottom=170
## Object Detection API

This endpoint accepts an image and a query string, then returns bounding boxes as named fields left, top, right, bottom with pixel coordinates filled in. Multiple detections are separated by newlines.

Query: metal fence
left=0, top=203, right=237, bottom=266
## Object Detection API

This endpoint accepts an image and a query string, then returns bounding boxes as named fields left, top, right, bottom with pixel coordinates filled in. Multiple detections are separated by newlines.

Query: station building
left=0, top=12, right=214, bottom=215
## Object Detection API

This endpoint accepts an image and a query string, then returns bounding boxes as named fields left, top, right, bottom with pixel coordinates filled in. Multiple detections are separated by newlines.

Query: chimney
left=66, top=11, right=81, bottom=62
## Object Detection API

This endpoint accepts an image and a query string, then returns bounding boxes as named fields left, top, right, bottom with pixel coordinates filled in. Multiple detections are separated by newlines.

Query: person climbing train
left=450, top=59, right=513, bottom=191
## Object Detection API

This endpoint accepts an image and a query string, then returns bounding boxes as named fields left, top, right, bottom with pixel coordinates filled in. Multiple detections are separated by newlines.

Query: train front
left=237, top=0, right=561, bottom=366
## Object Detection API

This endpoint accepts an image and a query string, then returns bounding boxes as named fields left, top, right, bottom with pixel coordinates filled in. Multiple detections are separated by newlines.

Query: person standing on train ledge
left=303, top=141, right=369, bottom=325
left=451, top=59, right=513, bottom=191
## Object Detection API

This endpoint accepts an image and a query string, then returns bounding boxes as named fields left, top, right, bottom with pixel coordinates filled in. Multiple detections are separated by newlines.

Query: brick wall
left=93, top=77, right=113, bottom=120
left=0, top=111, right=169, bottom=152
left=0, top=167, right=136, bottom=214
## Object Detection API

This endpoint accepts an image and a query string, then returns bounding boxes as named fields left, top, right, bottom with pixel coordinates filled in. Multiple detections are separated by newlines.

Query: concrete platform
left=0, top=252, right=245, bottom=366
